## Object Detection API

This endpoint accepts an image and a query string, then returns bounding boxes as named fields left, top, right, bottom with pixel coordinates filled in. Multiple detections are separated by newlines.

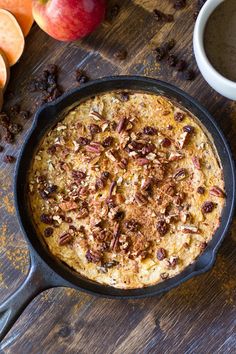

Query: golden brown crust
left=28, top=92, right=225, bottom=289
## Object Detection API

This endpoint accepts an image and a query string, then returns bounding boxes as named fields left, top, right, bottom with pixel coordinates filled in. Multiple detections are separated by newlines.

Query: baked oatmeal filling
left=28, top=92, right=225, bottom=289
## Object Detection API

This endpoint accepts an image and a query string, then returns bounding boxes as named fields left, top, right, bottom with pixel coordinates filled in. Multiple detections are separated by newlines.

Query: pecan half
left=191, top=156, right=201, bottom=170
left=85, top=142, right=103, bottom=153
left=173, top=168, right=187, bottom=181
left=178, top=225, right=198, bottom=233
left=117, top=117, right=127, bottom=133
left=136, top=158, right=150, bottom=166
left=118, top=158, right=128, bottom=169
left=59, top=233, right=72, bottom=246
left=210, top=186, right=225, bottom=198
left=135, top=192, right=148, bottom=205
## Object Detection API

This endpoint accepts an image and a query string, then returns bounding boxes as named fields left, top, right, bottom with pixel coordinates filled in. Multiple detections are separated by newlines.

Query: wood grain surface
left=0, top=1, right=236, bottom=353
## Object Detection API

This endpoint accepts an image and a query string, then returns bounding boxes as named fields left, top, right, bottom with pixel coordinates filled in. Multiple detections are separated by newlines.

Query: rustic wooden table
left=0, top=1, right=236, bottom=353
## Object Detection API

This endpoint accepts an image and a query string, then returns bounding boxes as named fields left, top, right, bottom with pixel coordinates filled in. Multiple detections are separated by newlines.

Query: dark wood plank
left=0, top=0, right=236, bottom=353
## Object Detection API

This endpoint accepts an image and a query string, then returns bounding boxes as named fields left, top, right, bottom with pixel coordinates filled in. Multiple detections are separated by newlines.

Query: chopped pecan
left=141, top=178, right=153, bottom=191
left=210, top=186, right=225, bottom=198
left=173, top=168, right=187, bottom=181
left=169, top=151, right=184, bottom=161
left=117, top=117, right=127, bottom=133
left=105, top=150, right=117, bottom=162
left=59, top=201, right=78, bottom=211
left=85, top=142, right=103, bottom=153
left=125, top=219, right=141, bottom=232
left=168, top=256, right=179, bottom=268
left=109, top=181, right=117, bottom=198
left=178, top=131, right=189, bottom=149
left=192, top=156, right=201, bottom=170
left=156, top=220, right=169, bottom=236
left=102, top=260, right=119, bottom=269
left=136, top=158, right=150, bottom=166
left=202, top=201, right=215, bottom=213
left=160, top=272, right=169, bottom=280
left=118, top=158, right=128, bottom=169
left=110, top=222, right=121, bottom=250
left=157, top=248, right=166, bottom=260
left=135, top=192, right=148, bottom=205
left=141, top=143, right=155, bottom=156
left=77, top=207, right=89, bottom=219
left=90, top=111, right=106, bottom=121
left=199, top=241, right=207, bottom=250
left=95, top=172, right=109, bottom=190
left=143, top=126, right=157, bottom=135
left=59, top=232, right=73, bottom=246
left=178, top=225, right=198, bottom=233
left=47, top=145, right=57, bottom=155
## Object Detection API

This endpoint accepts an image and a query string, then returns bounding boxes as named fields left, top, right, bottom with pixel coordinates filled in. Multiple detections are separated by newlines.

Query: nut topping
left=59, top=232, right=73, bottom=246
left=157, top=248, right=166, bottom=260
left=192, top=157, right=201, bottom=170
left=173, top=168, right=187, bottom=181
left=210, top=186, right=225, bottom=198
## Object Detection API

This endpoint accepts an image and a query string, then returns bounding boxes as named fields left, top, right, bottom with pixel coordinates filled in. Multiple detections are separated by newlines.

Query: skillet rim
left=14, top=75, right=236, bottom=298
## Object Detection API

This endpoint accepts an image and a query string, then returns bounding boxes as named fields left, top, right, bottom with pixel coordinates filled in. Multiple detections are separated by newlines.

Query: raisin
left=202, top=201, right=215, bottom=213
left=161, top=138, right=171, bottom=147
left=3, top=155, right=15, bottom=163
left=76, top=69, right=89, bottom=85
left=173, top=0, right=186, bottom=10
left=176, top=59, right=187, bottom=71
left=141, top=143, right=155, bottom=156
left=89, top=124, right=101, bottom=135
left=197, top=186, right=205, bottom=194
left=114, top=49, right=127, bottom=60
left=183, top=125, right=194, bottom=133
left=156, top=220, right=169, bottom=236
left=183, top=69, right=195, bottom=81
left=72, top=170, right=86, bottom=180
left=125, top=219, right=141, bottom=232
left=167, top=54, right=177, bottom=67
left=119, top=92, right=129, bottom=102
left=47, top=185, right=58, bottom=193
left=47, top=145, right=57, bottom=155
left=157, top=248, right=166, bottom=260
left=44, top=227, right=54, bottom=237
left=114, top=210, right=125, bottom=221
left=143, top=126, right=157, bottom=135
left=78, top=136, right=90, bottom=146
left=40, top=213, right=53, bottom=224
left=174, top=112, right=185, bottom=122
left=102, top=136, right=114, bottom=148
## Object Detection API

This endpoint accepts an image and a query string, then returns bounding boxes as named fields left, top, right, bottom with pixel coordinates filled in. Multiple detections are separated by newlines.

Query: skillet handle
left=0, top=250, right=66, bottom=343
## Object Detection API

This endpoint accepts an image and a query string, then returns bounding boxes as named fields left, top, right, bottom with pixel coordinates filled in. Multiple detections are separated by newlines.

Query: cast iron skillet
left=0, top=76, right=235, bottom=342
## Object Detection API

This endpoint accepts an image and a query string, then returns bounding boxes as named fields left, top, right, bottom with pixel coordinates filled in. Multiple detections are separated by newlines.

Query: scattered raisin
left=119, top=92, right=129, bottom=102
left=89, top=124, right=101, bottom=135
left=157, top=248, right=166, bottom=260
left=76, top=69, right=89, bottom=84
left=47, top=145, right=57, bottom=155
left=202, top=201, right=215, bottom=213
left=197, top=186, right=205, bottom=194
left=161, top=137, right=171, bottom=147
left=3, top=155, right=15, bottom=163
left=44, top=227, right=54, bottom=237
left=174, top=112, right=185, bottom=122
left=143, top=126, right=157, bottom=135
left=183, top=69, right=195, bottom=81
left=156, top=220, right=169, bottom=236
left=176, top=59, right=187, bottom=71
left=40, top=213, right=53, bottom=224
left=102, top=136, right=114, bottom=148
left=72, top=170, right=86, bottom=180
left=101, top=171, right=110, bottom=179
left=183, top=125, right=194, bottom=133
left=114, top=210, right=125, bottom=221
left=173, top=0, right=186, bottom=10
left=78, top=137, right=90, bottom=146
left=114, top=49, right=127, bottom=60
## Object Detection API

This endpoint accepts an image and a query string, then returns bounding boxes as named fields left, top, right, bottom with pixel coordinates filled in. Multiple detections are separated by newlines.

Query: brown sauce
left=204, top=0, right=236, bottom=82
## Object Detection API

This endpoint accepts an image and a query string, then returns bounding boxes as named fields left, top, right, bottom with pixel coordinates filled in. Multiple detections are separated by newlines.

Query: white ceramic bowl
left=193, top=0, right=236, bottom=100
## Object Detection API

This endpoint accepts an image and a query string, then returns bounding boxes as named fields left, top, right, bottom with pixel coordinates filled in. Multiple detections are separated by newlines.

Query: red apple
left=32, top=0, right=106, bottom=42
